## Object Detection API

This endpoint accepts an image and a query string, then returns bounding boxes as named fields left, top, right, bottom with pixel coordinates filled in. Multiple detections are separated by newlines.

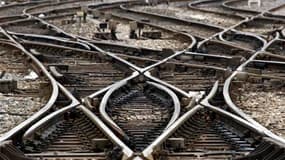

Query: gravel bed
left=132, top=4, right=241, bottom=28
left=0, top=77, right=47, bottom=137
left=0, top=72, right=47, bottom=137
left=48, top=16, right=189, bottom=50
left=232, top=82, right=285, bottom=139
left=49, top=17, right=97, bottom=39
left=115, top=39, right=188, bottom=50
left=0, top=95, right=45, bottom=137
left=0, top=47, right=48, bottom=137
left=110, top=9, right=219, bottom=38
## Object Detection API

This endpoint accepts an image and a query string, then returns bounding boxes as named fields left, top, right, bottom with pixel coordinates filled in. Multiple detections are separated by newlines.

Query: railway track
left=152, top=107, right=285, bottom=160
left=101, top=4, right=222, bottom=39
left=22, top=42, right=132, bottom=98
left=0, top=42, right=51, bottom=137
left=23, top=110, right=112, bottom=160
left=47, top=15, right=191, bottom=51
left=191, top=0, right=257, bottom=18
left=197, top=39, right=254, bottom=58
left=106, top=83, right=176, bottom=151
left=230, top=71, right=285, bottom=139
left=170, top=52, right=240, bottom=69
left=1, top=19, right=63, bottom=36
left=42, top=7, right=195, bottom=68
left=1, top=0, right=285, bottom=160
left=161, top=109, right=255, bottom=159
left=149, top=62, right=224, bottom=95
left=220, top=30, right=264, bottom=51
left=235, top=17, right=285, bottom=39
left=25, top=0, right=95, bottom=15
left=132, top=2, right=243, bottom=28
left=0, top=1, right=47, bottom=17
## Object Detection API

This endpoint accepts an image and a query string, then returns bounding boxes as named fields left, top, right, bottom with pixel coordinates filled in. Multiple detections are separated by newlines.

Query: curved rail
left=22, top=83, right=80, bottom=140
left=188, top=0, right=245, bottom=19
left=146, top=81, right=180, bottom=129
left=0, top=28, right=59, bottom=142
left=99, top=75, right=181, bottom=138
left=222, top=0, right=260, bottom=14
left=140, top=81, right=220, bottom=160
left=141, top=77, right=285, bottom=159
left=99, top=80, right=128, bottom=136
left=11, top=32, right=91, bottom=50
left=219, top=29, right=266, bottom=51
left=223, top=31, right=285, bottom=145
left=78, top=105, right=135, bottom=159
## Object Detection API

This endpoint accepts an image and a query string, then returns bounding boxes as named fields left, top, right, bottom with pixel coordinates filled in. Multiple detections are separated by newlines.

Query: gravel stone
left=0, top=47, right=48, bottom=137
left=48, top=16, right=189, bottom=50
left=232, top=82, right=285, bottom=139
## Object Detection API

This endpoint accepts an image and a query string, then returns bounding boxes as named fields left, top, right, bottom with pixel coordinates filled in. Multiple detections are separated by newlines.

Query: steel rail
left=88, top=72, right=139, bottom=99
left=121, top=3, right=224, bottom=30
left=144, top=71, right=194, bottom=98
left=140, top=105, right=203, bottom=160
left=99, top=80, right=130, bottom=137
left=8, top=26, right=142, bottom=74
left=78, top=105, right=135, bottom=160
left=99, top=73, right=180, bottom=137
left=219, top=29, right=266, bottom=51
left=140, top=81, right=219, bottom=160
left=119, top=4, right=223, bottom=40
left=252, top=59, right=285, bottom=65
left=222, top=0, right=261, bottom=14
left=195, top=0, right=282, bottom=49
left=11, top=32, right=91, bottom=50
left=141, top=76, right=285, bottom=159
left=239, top=71, right=285, bottom=81
left=223, top=29, right=285, bottom=145
left=11, top=39, right=139, bottom=160
left=0, top=28, right=59, bottom=143
left=22, top=82, right=80, bottom=140
left=104, top=11, right=196, bottom=73
left=146, top=81, right=180, bottom=129
left=22, top=0, right=197, bottom=77
left=24, top=0, right=92, bottom=15
left=185, top=51, right=233, bottom=59
left=1, top=13, right=139, bottom=158
left=260, top=38, right=285, bottom=61
left=188, top=0, right=245, bottom=19
left=28, top=14, right=144, bottom=72
left=91, top=1, right=197, bottom=72
left=137, top=2, right=285, bottom=157
left=0, top=0, right=51, bottom=18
